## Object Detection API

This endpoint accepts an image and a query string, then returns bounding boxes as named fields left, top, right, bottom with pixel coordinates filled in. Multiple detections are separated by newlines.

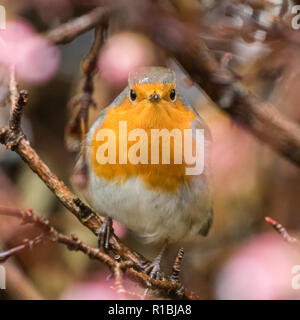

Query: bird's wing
left=192, top=113, right=214, bottom=236
left=72, top=86, right=129, bottom=193
left=179, top=91, right=214, bottom=236
left=86, top=86, right=129, bottom=149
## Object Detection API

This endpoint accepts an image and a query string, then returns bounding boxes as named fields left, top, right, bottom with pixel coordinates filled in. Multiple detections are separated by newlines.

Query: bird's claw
left=143, top=259, right=164, bottom=280
left=97, top=216, right=113, bottom=252
left=142, top=241, right=168, bottom=280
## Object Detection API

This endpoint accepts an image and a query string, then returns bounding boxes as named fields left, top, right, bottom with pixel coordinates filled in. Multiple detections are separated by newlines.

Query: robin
left=76, top=66, right=213, bottom=274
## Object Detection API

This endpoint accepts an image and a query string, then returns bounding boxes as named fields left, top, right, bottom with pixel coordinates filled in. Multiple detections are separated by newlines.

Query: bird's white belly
left=87, top=173, right=212, bottom=243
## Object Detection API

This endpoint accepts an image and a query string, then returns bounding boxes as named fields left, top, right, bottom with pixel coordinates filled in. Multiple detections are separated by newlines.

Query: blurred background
left=0, top=0, right=300, bottom=300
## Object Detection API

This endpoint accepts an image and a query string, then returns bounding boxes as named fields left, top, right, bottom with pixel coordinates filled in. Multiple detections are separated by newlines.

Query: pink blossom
left=209, top=115, right=259, bottom=196
left=0, top=20, right=60, bottom=83
left=98, top=32, right=155, bottom=85
left=61, top=279, right=123, bottom=300
left=211, top=116, right=256, bottom=177
left=215, top=233, right=300, bottom=299
left=60, top=274, right=141, bottom=300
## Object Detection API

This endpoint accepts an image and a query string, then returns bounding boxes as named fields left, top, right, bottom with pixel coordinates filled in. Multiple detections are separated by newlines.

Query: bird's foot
left=143, top=257, right=163, bottom=280
left=141, top=241, right=168, bottom=299
left=143, top=241, right=168, bottom=280
left=97, top=216, right=113, bottom=252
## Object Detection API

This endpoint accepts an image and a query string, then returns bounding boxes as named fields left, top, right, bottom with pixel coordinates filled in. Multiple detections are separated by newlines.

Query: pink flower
left=98, top=32, right=155, bottom=85
left=215, top=233, right=300, bottom=299
left=211, top=116, right=256, bottom=178
left=0, top=20, right=60, bottom=83
left=61, top=279, right=123, bottom=300
left=60, top=273, right=141, bottom=300
left=209, top=115, right=259, bottom=197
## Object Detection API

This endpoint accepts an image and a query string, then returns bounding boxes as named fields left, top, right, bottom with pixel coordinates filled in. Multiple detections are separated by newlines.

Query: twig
left=44, top=6, right=110, bottom=45
left=112, top=263, right=126, bottom=298
left=7, top=67, right=28, bottom=144
left=0, top=207, right=196, bottom=299
left=0, top=234, right=44, bottom=262
left=66, top=25, right=104, bottom=153
left=0, top=207, right=116, bottom=267
left=265, top=217, right=300, bottom=246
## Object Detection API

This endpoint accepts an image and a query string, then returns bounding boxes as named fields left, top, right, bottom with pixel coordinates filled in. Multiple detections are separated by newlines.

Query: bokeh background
left=0, top=0, right=300, bottom=300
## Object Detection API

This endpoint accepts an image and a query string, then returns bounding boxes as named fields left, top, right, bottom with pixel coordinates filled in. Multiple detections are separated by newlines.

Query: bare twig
left=66, top=25, right=105, bottom=153
left=44, top=6, right=110, bottom=45
left=0, top=207, right=196, bottom=299
left=0, top=207, right=116, bottom=266
left=265, top=217, right=300, bottom=246
left=112, top=263, right=126, bottom=298
left=0, top=234, right=44, bottom=262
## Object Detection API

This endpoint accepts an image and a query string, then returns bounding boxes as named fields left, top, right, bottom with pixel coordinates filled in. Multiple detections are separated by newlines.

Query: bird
left=75, top=66, right=213, bottom=275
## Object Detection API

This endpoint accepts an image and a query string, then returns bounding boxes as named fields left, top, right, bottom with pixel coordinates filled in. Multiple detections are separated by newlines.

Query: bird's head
left=126, top=66, right=177, bottom=107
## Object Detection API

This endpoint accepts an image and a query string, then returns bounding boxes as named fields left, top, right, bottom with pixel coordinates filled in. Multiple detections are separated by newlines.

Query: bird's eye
left=170, top=89, right=176, bottom=101
left=130, top=89, right=137, bottom=101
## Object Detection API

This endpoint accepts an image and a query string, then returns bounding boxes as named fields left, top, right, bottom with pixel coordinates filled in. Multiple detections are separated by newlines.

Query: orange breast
left=89, top=90, right=196, bottom=192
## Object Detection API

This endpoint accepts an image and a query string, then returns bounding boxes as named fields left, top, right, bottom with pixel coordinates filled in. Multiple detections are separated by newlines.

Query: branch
left=0, top=234, right=44, bottom=262
left=44, top=6, right=110, bottom=45
left=66, top=25, right=105, bottom=154
left=265, top=217, right=300, bottom=247
left=0, top=207, right=196, bottom=299
left=130, top=3, right=300, bottom=167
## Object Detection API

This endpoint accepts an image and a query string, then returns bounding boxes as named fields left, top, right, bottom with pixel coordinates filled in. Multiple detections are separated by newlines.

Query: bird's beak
left=149, top=92, right=160, bottom=102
